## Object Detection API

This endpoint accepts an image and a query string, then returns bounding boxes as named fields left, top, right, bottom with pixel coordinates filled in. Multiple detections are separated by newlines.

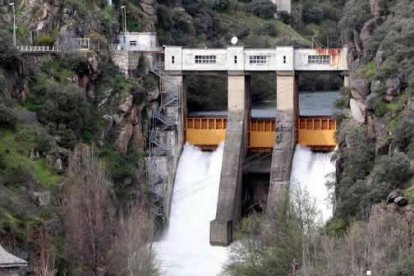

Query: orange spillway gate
left=185, top=117, right=336, bottom=151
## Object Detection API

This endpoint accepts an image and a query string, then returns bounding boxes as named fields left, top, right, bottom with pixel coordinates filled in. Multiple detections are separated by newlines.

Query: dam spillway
left=290, top=145, right=335, bottom=222
left=155, top=144, right=228, bottom=276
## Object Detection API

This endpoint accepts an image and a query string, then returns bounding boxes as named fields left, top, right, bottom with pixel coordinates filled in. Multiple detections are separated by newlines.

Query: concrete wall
left=210, top=75, right=249, bottom=246
left=164, top=46, right=348, bottom=72
left=117, top=32, right=160, bottom=51
left=272, top=0, right=291, bottom=13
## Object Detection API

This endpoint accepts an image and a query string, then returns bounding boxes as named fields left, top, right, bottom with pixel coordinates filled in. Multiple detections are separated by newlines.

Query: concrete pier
left=210, top=74, right=249, bottom=246
left=267, top=73, right=298, bottom=212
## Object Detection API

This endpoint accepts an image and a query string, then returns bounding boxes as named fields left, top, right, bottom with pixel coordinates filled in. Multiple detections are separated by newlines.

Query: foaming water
left=155, top=143, right=228, bottom=276
left=290, top=145, right=335, bottom=222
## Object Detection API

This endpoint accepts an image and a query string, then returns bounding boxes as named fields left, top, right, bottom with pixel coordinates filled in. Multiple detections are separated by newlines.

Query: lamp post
left=120, top=5, right=127, bottom=44
left=9, top=2, right=16, bottom=47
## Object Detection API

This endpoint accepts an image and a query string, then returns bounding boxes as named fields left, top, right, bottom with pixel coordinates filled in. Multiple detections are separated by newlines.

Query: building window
left=308, top=55, right=330, bottom=64
left=195, top=55, right=217, bottom=64
left=234, top=56, right=238, bottom=64
left=129, top=41, right=137, bottom=46
left=249, top=55, right=267, bottom=64
left=172, top=56, right=175, bottom=64
left=283, top=56, right=286, bottom=64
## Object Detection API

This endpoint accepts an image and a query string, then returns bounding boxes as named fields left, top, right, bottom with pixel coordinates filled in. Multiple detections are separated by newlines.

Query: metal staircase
left=146, top=62, right=181, bottom=183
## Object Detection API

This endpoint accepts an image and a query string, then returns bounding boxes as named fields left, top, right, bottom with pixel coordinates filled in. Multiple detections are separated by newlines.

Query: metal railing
left=17, top=45, right=58, bottom=53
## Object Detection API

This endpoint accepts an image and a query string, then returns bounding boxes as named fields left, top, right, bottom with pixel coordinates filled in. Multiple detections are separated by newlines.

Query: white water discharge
left=290, top=145, right=335, bottom=222
left=155, top=143, right=228, bottom=276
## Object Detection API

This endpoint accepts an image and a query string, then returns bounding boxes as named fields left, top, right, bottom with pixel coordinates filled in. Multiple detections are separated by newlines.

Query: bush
left=36, top=33, right=56, bottom=46
left=0, top=104, right=18, bottom=128
left=245, top=0, right=277, bottom=19
left=371, top=152, right=411, bottom=188
left=278, top=11, right=291, bottom=25
left=393, top=114, right=414, bottom=153
left=258, top=23, right=278, bottom=37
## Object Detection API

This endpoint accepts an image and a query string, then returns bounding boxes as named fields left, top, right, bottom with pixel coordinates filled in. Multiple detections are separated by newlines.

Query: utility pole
left=120, top=5, right=127, bottom=44
left=9, top=2, right=16, bottom=47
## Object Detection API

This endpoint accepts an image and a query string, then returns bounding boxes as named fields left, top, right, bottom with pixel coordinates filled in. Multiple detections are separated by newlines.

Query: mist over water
left=155, top=143, right=228, bottom=276
left=290, top=145, right=335, bottom=222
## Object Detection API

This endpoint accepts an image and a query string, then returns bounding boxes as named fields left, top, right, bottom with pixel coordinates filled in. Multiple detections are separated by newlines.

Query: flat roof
left=0, top=245, right=27, bottom=268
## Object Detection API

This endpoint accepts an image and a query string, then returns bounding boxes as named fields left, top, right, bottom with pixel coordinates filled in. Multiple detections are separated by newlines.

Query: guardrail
left=17, top=45, right=58, bottom=53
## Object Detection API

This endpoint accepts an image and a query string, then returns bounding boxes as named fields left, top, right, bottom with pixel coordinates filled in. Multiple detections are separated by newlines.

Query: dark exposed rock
left=360, top=18, right=379, bottom=56
left=394, top=196, right=408, bottom=207
left=370, top=0, right=386, bottom=16
left=385, top=77, right=401, bottom=96
left=375, top=50, right=384, bottom=68
left=387, top=188, right=403, bottom=204
left=370, top=79, right=384, bottom=94
left=350, top=74, right=370, bottom=100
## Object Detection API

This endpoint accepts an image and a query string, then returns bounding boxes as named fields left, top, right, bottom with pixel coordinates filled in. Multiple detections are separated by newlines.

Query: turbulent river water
left=290, top=145, right=335, bottom=222
left=155, top=143, right=228, bottom=276
left=155, top=144, right=336, bottom=275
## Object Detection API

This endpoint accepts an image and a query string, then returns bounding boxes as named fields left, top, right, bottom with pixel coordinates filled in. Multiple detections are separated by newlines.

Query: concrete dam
left=146, top=46, right=348, bottom=273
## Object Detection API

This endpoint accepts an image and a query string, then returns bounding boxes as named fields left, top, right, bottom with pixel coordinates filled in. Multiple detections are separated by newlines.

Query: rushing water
left=290, top=145, right=335, bottom=222
left=155, top=143, right=228, bottom=276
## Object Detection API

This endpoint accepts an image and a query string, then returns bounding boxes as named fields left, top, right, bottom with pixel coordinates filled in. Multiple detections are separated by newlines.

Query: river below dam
left=155, top=144, right=228, bottom=276
left=155, top=144, right=335, bottom=275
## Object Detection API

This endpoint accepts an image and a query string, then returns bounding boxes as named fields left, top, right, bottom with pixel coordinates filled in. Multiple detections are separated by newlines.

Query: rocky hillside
left=335, top=0, right=414, bottom=223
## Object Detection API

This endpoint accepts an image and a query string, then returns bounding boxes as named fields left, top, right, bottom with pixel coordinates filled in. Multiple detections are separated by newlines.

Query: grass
left=405, top=185, right=414, bottom=203
left=34, top=160, right=62, bottom=188
left=360, top=61, right=376, bottom=79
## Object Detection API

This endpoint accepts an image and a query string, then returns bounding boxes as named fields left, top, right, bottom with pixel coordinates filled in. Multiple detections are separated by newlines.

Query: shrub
left=245, top=0, right=277, bottom=19
left=278, top=10, right=291, bottom=25
left=36, top=33, right=56, bottom=46
left=371, top=152, right=411, bottom=188
left=258, top=23, right=278, bottom=37
left=0, top=104, right=18, bottom=128
left=393, top=114, right=414, bottom=153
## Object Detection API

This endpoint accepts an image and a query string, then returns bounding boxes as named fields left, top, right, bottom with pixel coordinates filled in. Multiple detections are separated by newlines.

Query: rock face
left=350, top=99, right=366, bottom=123
left=385, top=77, right=401, bottom=96
left=115, top=123, right=134, bottom=155
left=370, top=0, right=386, bottom=16
left=350, top=75, right=370, bottom=100
left=387, top=189, right=403, bottom=203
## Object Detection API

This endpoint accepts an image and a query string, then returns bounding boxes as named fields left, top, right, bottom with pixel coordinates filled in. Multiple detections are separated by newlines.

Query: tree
left=109, top=205, right=159, bottom=276
left=62, top=144, right=114, bottom=275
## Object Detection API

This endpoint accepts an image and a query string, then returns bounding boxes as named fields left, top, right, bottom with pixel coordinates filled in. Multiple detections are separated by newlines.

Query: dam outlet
left=155, top=144, right=228, bottom=276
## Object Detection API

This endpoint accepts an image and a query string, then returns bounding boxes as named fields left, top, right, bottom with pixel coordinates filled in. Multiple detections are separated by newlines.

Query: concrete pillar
left=267, top=72, right=298, bottom=212
left=210, top=73, right=249, bottom=246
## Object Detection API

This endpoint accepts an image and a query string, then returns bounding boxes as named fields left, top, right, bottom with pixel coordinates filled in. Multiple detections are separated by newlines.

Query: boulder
left=387, top=189, right=403, bottom=204
left=370, top=79, right=384, bottom=94
left=375, top=50, right=384, bottom=68
left=350, top=99, right=366, bottom=123
left=54, top=157, right=64, bottom=174
left=140, top=2, right=156, bottom=16
left=33, top=191, right=51, bottom=207
left=385, top=77, right=401, bottom=96
left=88, top=55, right=99, bottom=74
left=394, top=196, right=408, bottom=207
left=118, top=95, right=134, bottom=114
left=350, top=75, right=370, bottom=99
